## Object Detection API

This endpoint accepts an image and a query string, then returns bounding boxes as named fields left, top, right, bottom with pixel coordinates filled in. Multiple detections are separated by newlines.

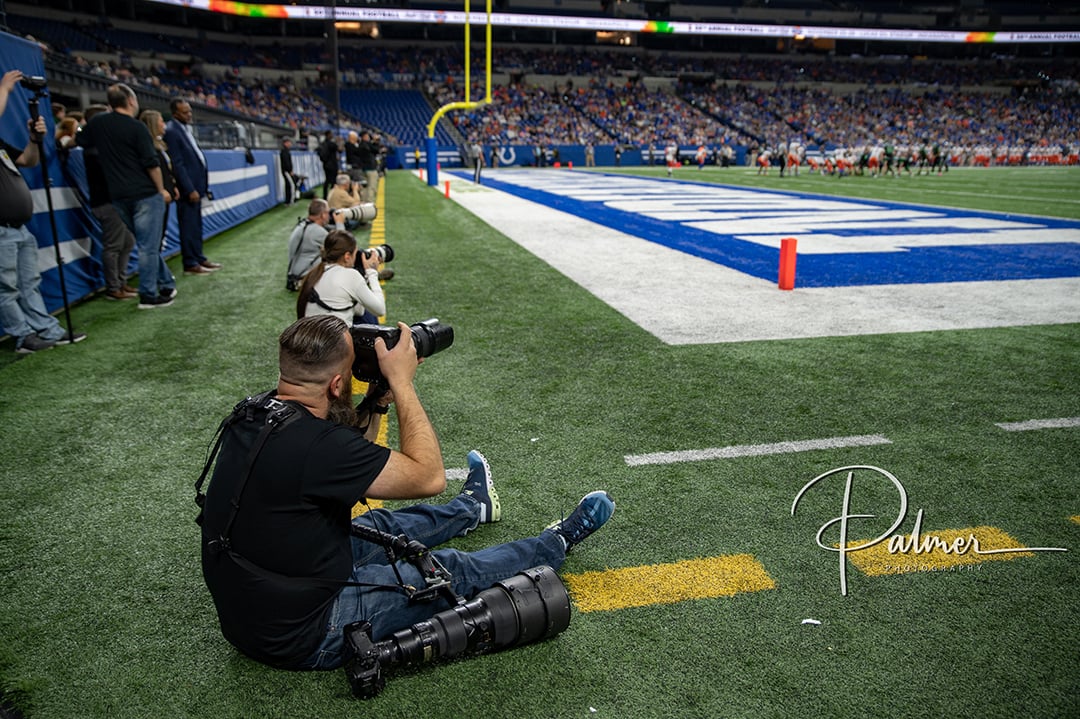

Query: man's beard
left=326, top=387, right=358, bottom=427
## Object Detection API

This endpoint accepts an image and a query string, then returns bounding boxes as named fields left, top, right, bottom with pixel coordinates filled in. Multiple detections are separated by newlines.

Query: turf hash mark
left=563, top=555, right=776, bottom=612
left=995, top=416, right=1080, bottom=431
left=624, top=434, right=892, bottom=466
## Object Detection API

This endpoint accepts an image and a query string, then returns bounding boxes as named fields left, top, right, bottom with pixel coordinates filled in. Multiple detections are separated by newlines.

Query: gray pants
left=363, top=170, right=379, bottom=204
left=92, top=203, right=135, bottom=292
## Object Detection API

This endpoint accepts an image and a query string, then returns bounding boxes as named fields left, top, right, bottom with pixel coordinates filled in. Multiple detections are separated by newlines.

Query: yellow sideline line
left=351, top=177, right=389, bottom=519
left=563, top=555, right=776, bottom=613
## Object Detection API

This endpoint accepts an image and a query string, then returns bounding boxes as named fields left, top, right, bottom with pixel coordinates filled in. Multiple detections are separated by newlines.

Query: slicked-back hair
left=278, top=315, right=351, bottom=386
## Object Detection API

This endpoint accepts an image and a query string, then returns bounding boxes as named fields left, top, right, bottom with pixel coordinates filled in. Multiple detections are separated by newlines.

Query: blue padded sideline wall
left=0, top=29, right=315, bottom=338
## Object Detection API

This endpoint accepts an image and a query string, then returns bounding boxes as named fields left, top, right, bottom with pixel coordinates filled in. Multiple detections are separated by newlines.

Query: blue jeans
left=300, top=495, right=567, bottom=670
left=113, top=194, right=175, bottom=299
left=0, top=224, right=63, bottom=344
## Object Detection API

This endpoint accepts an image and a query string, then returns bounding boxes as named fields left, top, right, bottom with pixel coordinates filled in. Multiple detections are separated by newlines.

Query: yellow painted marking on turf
left=841, top=526, right=1034, bottom=575
left=1070, top=515, right=1080, bottom=525
left=351, top=179, right=390, bottom=520
left=369, top=177, right=387, bottom=253
left=563, top=555, right=776, bottom=613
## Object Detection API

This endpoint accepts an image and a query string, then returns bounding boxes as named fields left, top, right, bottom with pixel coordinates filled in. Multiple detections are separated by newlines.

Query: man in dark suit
left=164, top=99, right=221, bottom=275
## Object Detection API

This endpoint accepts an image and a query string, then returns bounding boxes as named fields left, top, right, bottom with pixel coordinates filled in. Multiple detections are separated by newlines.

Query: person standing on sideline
left=82, top=104, right=137, bottom=301
left=140, top=110, right=180, bottom=245
left=164, top=98, right=221, bottom=276
left=356, top=131, right=380, bottom=204
left=470, top=140, right=483, bottom=184
left=317, top=131, right=339, bottom=200
left=78, top=83, right=177, bottom=309
left=280, top=137, right=298, bottom=205
left=344, top=131, right=362, bottom=182
left=0, top=69, right=86, bottom=350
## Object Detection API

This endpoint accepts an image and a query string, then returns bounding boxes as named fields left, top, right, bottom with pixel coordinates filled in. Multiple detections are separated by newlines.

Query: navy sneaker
left=547, top=491, right=615, bottom=553
left=138, top=294, right=174, bottom=309
left=460, top=450, right=501, bottom=524
left=54, top=331, right=87, bottom=345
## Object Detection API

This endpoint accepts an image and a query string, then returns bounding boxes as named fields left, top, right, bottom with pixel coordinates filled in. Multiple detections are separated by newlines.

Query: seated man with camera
left=327, top=173, right=377, bottom=235
left=197, top=314, right=614, bottom=681
left=286, top=199, right=332, bottom=291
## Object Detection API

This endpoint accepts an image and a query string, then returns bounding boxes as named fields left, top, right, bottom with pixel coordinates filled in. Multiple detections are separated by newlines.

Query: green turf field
left=1, top=167, right=1077, bottom=718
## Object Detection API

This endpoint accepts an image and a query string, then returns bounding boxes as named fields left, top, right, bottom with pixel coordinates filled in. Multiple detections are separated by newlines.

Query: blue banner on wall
left=392, top=143, right=748, bottom=170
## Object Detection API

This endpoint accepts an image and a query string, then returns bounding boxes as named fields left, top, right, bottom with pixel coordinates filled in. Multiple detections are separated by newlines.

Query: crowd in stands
left=10, top=11, right=1080, bottom=165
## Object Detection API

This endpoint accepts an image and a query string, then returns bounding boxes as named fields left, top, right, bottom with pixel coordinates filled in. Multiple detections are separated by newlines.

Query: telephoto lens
left=333, top=203, right=377, bottom=229
left=363, top=243, right=394, bottom=263
left=342, top=566, right=571, bottom=699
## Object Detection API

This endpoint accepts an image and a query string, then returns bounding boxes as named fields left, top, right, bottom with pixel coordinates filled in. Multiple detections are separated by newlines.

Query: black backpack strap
left=198, top=393, right=411, bottom=596
left=195, top=390, right=277, bottom=515
left=214, top=398, right=300, bottom=548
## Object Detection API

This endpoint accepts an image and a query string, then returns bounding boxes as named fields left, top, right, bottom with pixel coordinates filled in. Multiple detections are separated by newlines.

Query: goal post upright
left=426, top=0, right=492, bottom=187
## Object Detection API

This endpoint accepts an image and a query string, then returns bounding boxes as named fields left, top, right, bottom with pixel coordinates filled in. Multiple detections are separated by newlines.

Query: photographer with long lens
left=198, top=314, right=614, bottom=678
left=0, top=69, right=85, bottom=352
left=327, top=173, right=364, bottom=228
left=286, top=199, right=331, bottom=291
left=296, top=230, right=385, bottom=325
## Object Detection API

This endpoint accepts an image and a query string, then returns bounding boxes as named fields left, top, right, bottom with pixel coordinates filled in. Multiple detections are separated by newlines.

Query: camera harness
left=195, top=392, right=457, bottom=604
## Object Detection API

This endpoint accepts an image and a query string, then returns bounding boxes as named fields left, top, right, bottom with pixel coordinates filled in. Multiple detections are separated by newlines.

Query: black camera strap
left=287, top=221, right=319, bottom=278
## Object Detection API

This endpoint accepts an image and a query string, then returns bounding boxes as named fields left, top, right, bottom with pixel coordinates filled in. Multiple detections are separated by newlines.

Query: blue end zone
left=461, top=171, right=1080, bottom=287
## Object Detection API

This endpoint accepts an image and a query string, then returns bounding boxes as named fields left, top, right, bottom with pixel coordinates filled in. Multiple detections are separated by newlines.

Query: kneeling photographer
left=197, top=315, right=615, bottom=685
left=322, top=173, right=376, bottom=235
left=295, top=230, right=385, bottom=325
left=286, top=199, right=331, bottom=291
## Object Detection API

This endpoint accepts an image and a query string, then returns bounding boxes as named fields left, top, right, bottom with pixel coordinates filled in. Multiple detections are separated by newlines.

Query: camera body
left=19, top=76, right=47, bottom=92
left=351, top=318, right=453, bottom=384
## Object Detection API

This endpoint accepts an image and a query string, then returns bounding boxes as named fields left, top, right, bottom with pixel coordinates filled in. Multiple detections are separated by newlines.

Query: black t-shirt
left=0, top=139, right=33, bottom=226
left=318, top=139, right=338, bottom=170
left=82, top=146, right=109, bottom=208
left=76, top=112, right=159, bottom=202
left=201, top=400, right=391, bottom=667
